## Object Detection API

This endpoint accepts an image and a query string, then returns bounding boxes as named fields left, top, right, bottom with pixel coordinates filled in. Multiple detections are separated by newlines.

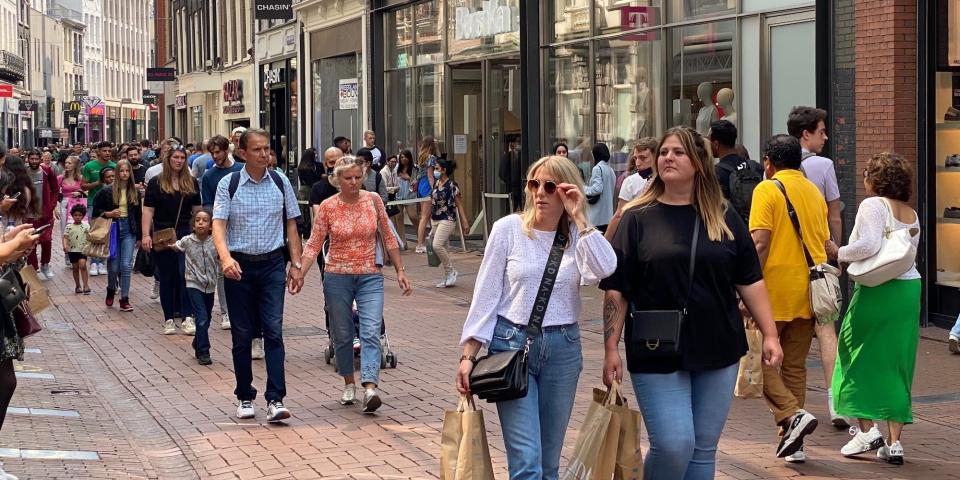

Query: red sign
left=0, top=84, right=12, bottom=98
left=620, top=6, right=657, bottom=41
left=131, top=110, right=137, bottom=120
left=89, top=106, right=104, bottom=115
left=223, top=80, right=243, bottom=102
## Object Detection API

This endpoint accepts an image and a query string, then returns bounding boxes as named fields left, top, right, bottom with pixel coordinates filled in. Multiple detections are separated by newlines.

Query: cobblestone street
left=2, top=244, right=959, bottom=479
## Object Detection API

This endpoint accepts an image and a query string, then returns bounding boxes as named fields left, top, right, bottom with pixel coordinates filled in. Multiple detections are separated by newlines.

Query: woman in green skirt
left=825, top=152, right=920, bottom=466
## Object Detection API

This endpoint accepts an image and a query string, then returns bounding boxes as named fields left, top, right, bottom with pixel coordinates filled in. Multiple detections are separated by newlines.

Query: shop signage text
left=18, top=100, right=37, bottom=111
left=73, top=89, right=88, bottom=97
left=142, top=94, right=157, bottom=105
left=254, top=0, right=292, bottom=21
left=620, top=7, right=658, bottom=41
left=338, top=78, right=358, bottom=110
left=175, top=94, right=187, bottom=109
left=63, top=101, right=82, bottom=112
left=0, top=84, right=11, bottom=98
left=454, top=1, right=518, bottom=41
left=223, top=80, right=245, bottom=114
left=88, top=106, right=104, bottom=116
left=82, top=96, right=102, bottom=108
left=147, top=68, right=176, bottom=82
left=264, top=68, right=284, bottom=86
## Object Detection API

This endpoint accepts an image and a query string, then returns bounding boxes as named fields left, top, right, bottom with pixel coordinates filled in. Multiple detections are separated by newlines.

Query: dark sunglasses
left=526, top=178, right=558, bottom=194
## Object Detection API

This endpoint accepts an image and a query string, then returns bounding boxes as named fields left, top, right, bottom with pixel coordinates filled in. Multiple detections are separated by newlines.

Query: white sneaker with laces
left=950, top=334, right=959, bottom=354
left=776, top=409, right=818, bottom=458
left=40, top=264, right=53, bottom=280
left=236, top=400, right=255, bottom=419
left=150, top=281, right=160, bottom=299
left=340, top=384, right=357, bottom=405
left=251, top=338, right=265, bottom=360
left=784, top=446, right=805, bottom=463
left=415, top=245, right=426, bottom=254
left=181, top=317, right=196, bottom=335
left=221, top=313, right=231, bottom=330
left=98, top=263, right=107, bottom=275
left=89, top=263, right=99, bottom=276
left=879, top=441, right=904, bottom=465
left=0, top=461, right=19, bottom=480
left=361, top=388, right=382, bottom=413
left=435, top=277, right=449, bottom=288
left=163, top=319, right=177, bottom=335
left=266, top=400, right=291, bottom=422
left=840, top=426, right=884, bottom=457
left=445, top=269, right=458, bottom=287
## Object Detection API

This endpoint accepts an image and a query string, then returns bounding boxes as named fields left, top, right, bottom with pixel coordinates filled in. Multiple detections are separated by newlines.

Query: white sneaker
left=181, top=317, right=196, bottom=335
left=149, top=281, right=160, bottom=299
left=251, top=338, right=265, bottom=360
left=361, top=388, right=382, bottom=413
left=0, top=461, right=19, bottom=480
left=776, top=409, right=818, bottom=458
left=89, top=263, right=99, bottom=276
left=840, top=426, right=884, bottom=457
left=266, top=400, right=291, bottom=423
left=236, top=400, right=255, bottom=419
left=415, top=245, right=426, bottom=254
left=784, top=446, right=806, bottom=463
left=40, top=264, right=53, bottom=280
left=950, top=334, right=959, bottom=354
left=435, top=278, right=449, bottom=288
left=878, top=441, right=904, bottom=465
left=828, top=388, right=852, bottom=428
left=445, top=269, right=458, bottom=287
left=162, top=319, right=177, bottom=335
left=96, top=263, right=105, bottom=275
left=340, top=384, right=357, bottom=405
left=220, top=313, right=231, bottom=330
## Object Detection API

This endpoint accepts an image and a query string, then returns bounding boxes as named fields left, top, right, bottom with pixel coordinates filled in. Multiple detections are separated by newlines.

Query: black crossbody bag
left=469, top=229, right=567, bottom=403
left=628, top=216, right=699, bottom=359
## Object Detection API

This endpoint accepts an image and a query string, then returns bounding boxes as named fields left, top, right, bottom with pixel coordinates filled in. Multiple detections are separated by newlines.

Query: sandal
left=82, top=289, right=91, bottom=295
left=75, top=287, right=82, bottom=294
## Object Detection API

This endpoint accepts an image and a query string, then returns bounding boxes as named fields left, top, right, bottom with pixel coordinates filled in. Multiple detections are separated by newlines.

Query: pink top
left=59, top=174, right=87, bottom=217
left=303, top=191, right=400, bottom=275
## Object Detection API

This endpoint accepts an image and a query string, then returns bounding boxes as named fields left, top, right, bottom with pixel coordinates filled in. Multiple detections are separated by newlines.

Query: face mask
left=326, top=167, right=335, bottom=175
left=638, top=167, right=653, bottom=179
left=434, top=171, right=442, bottom=180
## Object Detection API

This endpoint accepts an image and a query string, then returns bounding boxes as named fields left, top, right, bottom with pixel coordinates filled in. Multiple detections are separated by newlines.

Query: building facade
left=255, top=17, right=301, bottom=173
left=0, top=0, right=26, bottom=147
left=82, top=0, right=104, bottom=143
left=101, top=0, right=149, bottom=142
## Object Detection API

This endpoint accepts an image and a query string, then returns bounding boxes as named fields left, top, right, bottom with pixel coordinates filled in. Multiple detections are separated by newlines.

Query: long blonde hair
left=113, top=160, right=140, bottom=206
left=519, top=155, right=585, bottom=247
left=417, top=136, right=439, bottom=167
left=159, top=147, right=197, bottom=195
left=62, top=155, right=82, bottom=182
left=624, top=126, right=732, bottom=242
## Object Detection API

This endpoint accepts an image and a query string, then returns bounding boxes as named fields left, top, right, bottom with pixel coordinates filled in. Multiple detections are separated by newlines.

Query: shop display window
left=934, top=72, right=960, bottom=291
left=416, top=65, right=445, bottom=144
left=594, top=34, right=663, bottom=177
left=386, top=7, right=414, bottom=68
left=415, top=0, right=444, bottom=65
left=546, top=0, right=592, bottom=43
left=666, top=20, right=734, bottom=137
left=594, top=1, right=662, bottom=37
left=447, top=0, right=520, bottom=60
left=385, top=69, right=415, bottom=155
left=544, top=43, right=593, bottom=169
left=668, top=0, right=735, bottom=22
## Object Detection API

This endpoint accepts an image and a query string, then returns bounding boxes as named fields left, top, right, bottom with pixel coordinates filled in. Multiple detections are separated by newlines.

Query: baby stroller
left=323, top=305, right=398, bottom=369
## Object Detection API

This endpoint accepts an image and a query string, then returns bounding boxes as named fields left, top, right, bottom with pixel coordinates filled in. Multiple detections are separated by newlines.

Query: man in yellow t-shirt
left=749, top=134, right=830, bottom=460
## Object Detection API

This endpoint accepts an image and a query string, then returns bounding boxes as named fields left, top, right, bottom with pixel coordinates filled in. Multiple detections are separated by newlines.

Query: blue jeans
left=323, top=273, right=384, bottom=385
left=224, top=255, right=286, bottom=402
left=153, top=248, right=191, bottom=320
left=186, top=288, right=214, bottom=356
left=489, top=316, right=582, bottom=480
left=630, top=362, right=739, bottom=480
left=107, top=219, right=135, bottom=298
left=951, top=314, right=960, bottom=338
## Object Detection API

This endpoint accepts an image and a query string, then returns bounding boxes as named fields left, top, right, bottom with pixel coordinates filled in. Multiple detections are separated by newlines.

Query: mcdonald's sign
left=63, top=101, right=82, bottom=113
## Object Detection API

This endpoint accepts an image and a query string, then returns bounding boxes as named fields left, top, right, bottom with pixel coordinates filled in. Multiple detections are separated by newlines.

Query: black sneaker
left=197, top=353, right=212, bottom=365
left=776, top=410, right=818, bottom=458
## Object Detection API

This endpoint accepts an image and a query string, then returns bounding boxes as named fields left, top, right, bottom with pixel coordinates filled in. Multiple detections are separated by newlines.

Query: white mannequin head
left=697, top=82, right=713, bottom=103
left=716, top=88, right=735, bottom=110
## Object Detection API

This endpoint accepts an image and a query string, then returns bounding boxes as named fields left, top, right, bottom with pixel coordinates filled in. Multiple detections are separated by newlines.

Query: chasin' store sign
left=455, top=1, right=518, bottom=41
left=254, top=0, right=292, bottom=20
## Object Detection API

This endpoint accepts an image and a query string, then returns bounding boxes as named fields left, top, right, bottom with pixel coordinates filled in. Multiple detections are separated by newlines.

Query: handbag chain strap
left=681, top=216, right=700, bottom=315
left=171, top=195, right=185, bottom=231
left=772, top=179, right=816, bottom=269
left=524, top=228, right=567, bottom=338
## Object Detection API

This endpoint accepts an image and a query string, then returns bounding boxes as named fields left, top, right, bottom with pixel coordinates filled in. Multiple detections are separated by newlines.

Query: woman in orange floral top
left=294, top=156, right=412, bottom=413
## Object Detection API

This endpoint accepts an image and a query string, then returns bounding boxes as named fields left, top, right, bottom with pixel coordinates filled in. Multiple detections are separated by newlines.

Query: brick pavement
left=2, top=242, right=960, bottom=479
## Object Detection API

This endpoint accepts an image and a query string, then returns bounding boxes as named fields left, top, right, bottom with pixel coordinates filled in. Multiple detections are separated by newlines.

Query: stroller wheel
left=387, top=353, right=397, bottom=368
left=380, top=353, right=387, bottom=369
left=324, top=347, right=332, bottom=365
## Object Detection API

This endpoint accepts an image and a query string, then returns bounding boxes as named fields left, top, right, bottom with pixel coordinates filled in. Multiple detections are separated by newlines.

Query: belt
left=230, top=248, right=284, bottom=263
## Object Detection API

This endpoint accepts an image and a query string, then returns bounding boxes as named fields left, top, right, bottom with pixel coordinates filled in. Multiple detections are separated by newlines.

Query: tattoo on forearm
left=603, top=300, right=621, bottom=342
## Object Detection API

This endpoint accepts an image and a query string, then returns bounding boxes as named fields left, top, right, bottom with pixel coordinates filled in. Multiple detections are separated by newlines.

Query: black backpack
left=718, top=160, right=764, bottom=221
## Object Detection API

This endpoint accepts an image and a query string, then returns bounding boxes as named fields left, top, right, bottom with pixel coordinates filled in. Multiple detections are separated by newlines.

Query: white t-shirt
left=801, top=149, right=840, bottom=202
left=144, top=163, right=164, bottom=184
left=618, top=172, right=648, bottom=202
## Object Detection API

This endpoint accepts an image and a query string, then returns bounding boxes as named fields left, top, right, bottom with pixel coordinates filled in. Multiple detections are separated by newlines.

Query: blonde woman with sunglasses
left=456, top=155, right=616, bottom=479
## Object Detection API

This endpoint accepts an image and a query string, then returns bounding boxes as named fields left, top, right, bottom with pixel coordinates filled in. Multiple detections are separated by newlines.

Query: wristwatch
left=460, top=354, right=477, bottom=364
left=291, top=261, right=302, bottom=269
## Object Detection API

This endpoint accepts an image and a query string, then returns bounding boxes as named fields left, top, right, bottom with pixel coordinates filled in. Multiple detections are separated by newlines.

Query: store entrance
left=449, top=58, right=521, bottom=234
left=268, top=87, right=288, bottom=171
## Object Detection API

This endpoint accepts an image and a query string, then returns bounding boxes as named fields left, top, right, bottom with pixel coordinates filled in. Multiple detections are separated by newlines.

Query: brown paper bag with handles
left=562, top=385, right=621, bottom=479
left=19, top=266, right=50, bottom=314
left=606, top=382, right=643, bottom=480
left=440, top=395, right=495, bottom=480
left=735, top=321, right=764, bottom=399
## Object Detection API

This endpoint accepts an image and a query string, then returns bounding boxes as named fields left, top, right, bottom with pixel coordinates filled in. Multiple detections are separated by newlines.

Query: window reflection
left=667, top=21, right=735, bottom=136
left=386, top=7, right=414, bottom=68
left=547, top=0, right=591, bottom=42
left=415, top=0, right=443, bottom=65
left=594, top=1, right=662, bottom=36
left=447, top=0, right=520, bottom=60
left=545, top=43, right=593, bottom=178
left=668, top=0, right=736, bottom=22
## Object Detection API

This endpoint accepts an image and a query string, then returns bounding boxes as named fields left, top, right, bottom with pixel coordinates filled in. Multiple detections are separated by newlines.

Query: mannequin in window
left=717, top=87, right=736, bottom=126
left=695, top=81, right=719, bottom=136
left=630, top=66, right=652, bottom=138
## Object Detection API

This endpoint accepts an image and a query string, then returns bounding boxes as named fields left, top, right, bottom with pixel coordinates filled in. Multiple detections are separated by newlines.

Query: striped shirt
left=212, top=167, right=300, bottom=255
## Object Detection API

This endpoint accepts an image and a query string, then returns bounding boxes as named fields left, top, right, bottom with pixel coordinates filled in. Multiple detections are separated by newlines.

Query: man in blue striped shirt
left=212, top=128, right=303, bottom=423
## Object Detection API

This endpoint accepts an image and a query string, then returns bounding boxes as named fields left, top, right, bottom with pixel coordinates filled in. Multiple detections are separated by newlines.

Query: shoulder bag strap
left=524, top=228, right=567, bottom=336
left=772, top=179, right=816, bottom=268
left=172, top=195, right=185, bottom=231
left=681, top=216, right=700, bottom=314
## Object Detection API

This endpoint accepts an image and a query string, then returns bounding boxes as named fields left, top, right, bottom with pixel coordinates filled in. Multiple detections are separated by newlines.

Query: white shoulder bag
left=846, top=198, right=917, bottom=287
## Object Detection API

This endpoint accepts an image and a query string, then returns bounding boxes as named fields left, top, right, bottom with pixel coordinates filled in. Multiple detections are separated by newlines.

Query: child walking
left=63, top=205, right=90, bottom=294
left=173, top=209, right=219, bottom=365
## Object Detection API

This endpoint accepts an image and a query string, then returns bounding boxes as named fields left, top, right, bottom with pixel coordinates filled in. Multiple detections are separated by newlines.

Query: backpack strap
left=227, top=171, right=241, bottom=199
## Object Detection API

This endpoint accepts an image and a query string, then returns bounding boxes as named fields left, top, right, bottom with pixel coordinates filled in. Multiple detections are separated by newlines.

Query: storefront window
left=546, top=0, right=591, bottom=43
left=595, top=1, right=662, bottom=36
left=386, top=7, right=414, bottom=68
left=447, top=0, right=520, bottom=60
left=191, top=107, right=203, bottom=144
left=417, top=65, right=445, bottom=145
left=415, top=0, right=444, bottom=65
left=595, top=34, right=663, bottom=177
left=287, top=57, right=298, bottom=173
left=668, top=0, right=736, bottom=22
left=386, top=69, right=415, bottom=155
left=544, top=43, right=592, bottom=167
left=666, top=20, right=735, bottom=137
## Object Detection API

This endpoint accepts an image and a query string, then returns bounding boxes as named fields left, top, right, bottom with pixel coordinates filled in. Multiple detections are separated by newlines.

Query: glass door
left=486, top=60, right=522, bottom=218
left=450, top=62, right=483, bottom=220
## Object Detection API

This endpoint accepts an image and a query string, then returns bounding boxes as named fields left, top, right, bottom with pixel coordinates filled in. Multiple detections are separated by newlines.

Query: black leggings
left=0, top=358, right=16, bottom=430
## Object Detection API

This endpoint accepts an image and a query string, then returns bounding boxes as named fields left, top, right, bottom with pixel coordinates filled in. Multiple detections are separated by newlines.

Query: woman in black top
left=93, top=161, right=142, bottom=311
left=599, top=126, right=782, bottom=480
left=297, top=147, right=320, bottom=196
left=142, top=146, right=201, bottom=335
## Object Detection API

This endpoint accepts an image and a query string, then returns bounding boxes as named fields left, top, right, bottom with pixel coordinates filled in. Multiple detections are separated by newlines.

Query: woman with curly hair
left=824, top=152, right=920, bottom=466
